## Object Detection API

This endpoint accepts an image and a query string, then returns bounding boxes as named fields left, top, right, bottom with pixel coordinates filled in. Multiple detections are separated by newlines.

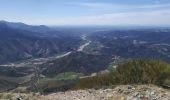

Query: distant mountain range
left=0, top=20, right=52, bottom=33
left=87, top=29, right=170, bottom=62
left=0, top=21, right=81, bottom=64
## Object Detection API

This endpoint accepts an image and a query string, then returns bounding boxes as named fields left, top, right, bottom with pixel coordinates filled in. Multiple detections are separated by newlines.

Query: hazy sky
left=0, top=0, right=170, bottom=26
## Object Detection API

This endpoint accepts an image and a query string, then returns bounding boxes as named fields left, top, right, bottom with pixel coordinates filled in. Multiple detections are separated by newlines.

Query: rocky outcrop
left=39, top=85, right=170, bottom=100
left=0, top=85, right=169, bottom=100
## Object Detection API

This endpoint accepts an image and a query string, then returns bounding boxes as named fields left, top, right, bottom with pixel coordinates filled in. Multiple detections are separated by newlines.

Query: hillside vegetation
left=73, top=59, right=170, bottom=89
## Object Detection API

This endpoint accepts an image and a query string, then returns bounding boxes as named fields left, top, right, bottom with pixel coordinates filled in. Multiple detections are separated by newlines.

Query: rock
left=123, top=90, right=131, bottom=95
left=105, top=89, right=112, bottom=92
left=16, top=95, right=22, bottom=100
left=121, top=97, right=125, bottom=100
left=37, top=85, right=170, bottom=100
left=106, top=94, right=112, bottom=98
left=151, top=91, right=155, bottom=95
left=128, top=85, right=134, bottom=90
left=134, top=92, right=139, bottom=97
left=127, top=96, right=134, bottom=100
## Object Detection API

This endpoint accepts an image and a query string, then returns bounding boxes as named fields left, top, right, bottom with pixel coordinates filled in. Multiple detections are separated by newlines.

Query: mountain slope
left=41, top=52, right=112, bottom=76
left=0, top=23, right=81, bottom=64
left=0, top=20, right=52, bottom=33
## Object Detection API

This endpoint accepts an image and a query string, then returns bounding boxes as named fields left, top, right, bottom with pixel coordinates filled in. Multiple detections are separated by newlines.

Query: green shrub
left=112, top=59, right=170, bottom=85
left=73, top=74, right=113, bottom=90
left=4, top=94, right=12, bottom=100
left=73, top=59, right=170, bottom=89
left=164, top=78, right=170, bottom=85
left=0, top=94, right=4, bottom=99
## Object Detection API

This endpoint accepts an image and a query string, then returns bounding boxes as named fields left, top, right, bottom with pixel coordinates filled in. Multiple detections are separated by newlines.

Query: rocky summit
left=37, top=85, right=170, bottom=100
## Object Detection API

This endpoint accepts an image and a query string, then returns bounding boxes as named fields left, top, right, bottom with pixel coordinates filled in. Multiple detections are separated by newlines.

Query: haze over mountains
left=1, top=20, right=170, bottom=71
left=1, top=20, right=170, bottom=70
left=0, top=20, right=170, bottom=97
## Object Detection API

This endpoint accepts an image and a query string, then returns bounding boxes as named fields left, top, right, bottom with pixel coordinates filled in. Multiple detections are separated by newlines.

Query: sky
left=0, top=0, right=170, bottom=26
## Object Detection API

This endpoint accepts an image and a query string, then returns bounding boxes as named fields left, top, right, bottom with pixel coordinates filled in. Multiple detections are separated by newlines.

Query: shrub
left=112, top=59, right=170, bottom=85
left=73, top=74, right=112, bottom=90
left=0, top=94, right=4, bottom=99
left=73, top=59, right=170, bottom=89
